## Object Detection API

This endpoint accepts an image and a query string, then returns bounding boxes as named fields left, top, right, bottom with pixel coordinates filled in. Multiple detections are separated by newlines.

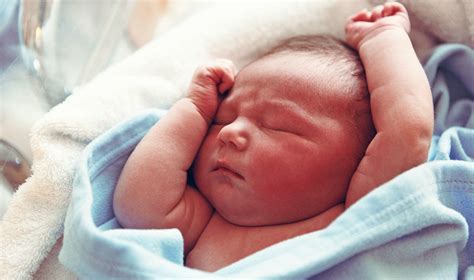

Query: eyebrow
left=258, top=98, right=315, bottom=126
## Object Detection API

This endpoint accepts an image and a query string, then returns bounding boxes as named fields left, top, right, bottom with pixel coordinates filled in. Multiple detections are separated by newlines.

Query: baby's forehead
left=231, top=54, right=349, bottom=112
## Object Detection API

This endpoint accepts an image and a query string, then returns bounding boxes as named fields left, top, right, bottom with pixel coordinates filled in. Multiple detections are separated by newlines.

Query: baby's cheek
left=246, top=144, right=296, bottom=195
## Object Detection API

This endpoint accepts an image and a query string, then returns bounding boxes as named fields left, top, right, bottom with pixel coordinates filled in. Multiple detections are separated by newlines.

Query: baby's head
left=193, top=35, right=375, bottom=226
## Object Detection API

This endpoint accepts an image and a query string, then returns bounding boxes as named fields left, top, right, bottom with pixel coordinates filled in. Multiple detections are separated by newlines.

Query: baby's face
left=193, top=54, right=363, bottom=226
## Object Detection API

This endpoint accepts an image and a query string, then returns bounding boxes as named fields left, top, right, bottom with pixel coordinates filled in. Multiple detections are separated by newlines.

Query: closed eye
left=262, top=124, right=301, bottom=137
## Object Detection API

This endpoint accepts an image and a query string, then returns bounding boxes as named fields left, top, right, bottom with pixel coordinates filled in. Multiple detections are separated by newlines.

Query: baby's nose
left=218, top=118, right=250, bottom=151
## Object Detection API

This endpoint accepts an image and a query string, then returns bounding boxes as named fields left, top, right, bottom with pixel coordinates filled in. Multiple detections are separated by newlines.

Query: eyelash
left=256, top=119, right=282, bottom=132
left=258, top=121, right=297, bottom=136
left=264, top=126, right=291, bottom=134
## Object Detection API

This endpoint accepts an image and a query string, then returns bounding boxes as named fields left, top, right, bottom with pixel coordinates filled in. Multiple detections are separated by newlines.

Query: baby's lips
left=214, top=159, right=245, bottom=180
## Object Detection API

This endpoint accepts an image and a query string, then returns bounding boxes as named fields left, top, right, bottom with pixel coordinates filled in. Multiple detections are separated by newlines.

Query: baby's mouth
left=213, top=160, right=244, bottom=180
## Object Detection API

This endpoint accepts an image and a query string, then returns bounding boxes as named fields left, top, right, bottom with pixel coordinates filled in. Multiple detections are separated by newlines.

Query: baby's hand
left=187, top=59, right=236, bottom=123
left=345, top=2, right=410, bottom=50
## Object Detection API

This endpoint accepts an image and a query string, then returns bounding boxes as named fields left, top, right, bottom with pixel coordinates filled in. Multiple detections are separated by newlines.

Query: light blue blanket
left=59, top=44, right=474, bottom=279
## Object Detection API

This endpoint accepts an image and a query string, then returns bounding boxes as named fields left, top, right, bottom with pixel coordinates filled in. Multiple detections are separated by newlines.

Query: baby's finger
left=345, top=21, right=373, bottom=49
left=218, top=73, right=234, bottom=94
left=370, top=5, right=384, bottom=21
left=216, top=60, right=236, bottom=94
left=385, top=1, right=408, bottom=16
left=345, top=21, right=373, bottom=35
left=381, top=3, right=394, bottom=17
left=348, top=9, right=371, bottom=23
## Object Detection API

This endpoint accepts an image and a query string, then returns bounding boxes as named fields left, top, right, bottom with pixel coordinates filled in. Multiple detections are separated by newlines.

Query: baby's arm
left=345, top=3, right=434, bottom=207
left=113, top=59, right=236, bottom=253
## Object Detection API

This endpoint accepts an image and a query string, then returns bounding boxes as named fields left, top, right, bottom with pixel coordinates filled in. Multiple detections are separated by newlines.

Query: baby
left=113, top=2, right=433, bottom=272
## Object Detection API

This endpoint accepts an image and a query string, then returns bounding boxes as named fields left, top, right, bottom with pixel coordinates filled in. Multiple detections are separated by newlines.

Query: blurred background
left=0, top=0, right=217, bottom=219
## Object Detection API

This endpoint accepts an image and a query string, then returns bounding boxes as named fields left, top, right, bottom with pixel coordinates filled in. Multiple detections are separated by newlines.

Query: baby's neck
left=186, top=203, right=345, bottom=271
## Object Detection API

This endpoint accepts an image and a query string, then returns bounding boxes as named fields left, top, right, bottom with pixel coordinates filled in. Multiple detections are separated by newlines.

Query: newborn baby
left=114, top=2, right=433, bottom=271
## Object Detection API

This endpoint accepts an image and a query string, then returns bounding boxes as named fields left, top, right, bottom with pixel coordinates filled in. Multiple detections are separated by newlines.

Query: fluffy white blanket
left=0, top=0, right=472, bottom=278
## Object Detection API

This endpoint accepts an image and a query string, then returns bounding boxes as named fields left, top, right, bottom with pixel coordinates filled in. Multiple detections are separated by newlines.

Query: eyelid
left=260, top=121, right=301, bottom=136
left=260, top=110, right=309, bottom=134
left=259, top=117, right=282, bottom=131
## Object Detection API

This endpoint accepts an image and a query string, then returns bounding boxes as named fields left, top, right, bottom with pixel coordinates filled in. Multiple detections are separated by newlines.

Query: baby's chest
left=185, top=205, right=344, bottom=271
left=185, top=217, right=267, bottom=271
left=185, top=214, right=313, bottom=272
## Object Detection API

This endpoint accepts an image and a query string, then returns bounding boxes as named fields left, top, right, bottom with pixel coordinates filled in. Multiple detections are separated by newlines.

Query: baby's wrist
left=184, top=97, right=215, bottom=125
left=358, top=25, right=409, bottom=51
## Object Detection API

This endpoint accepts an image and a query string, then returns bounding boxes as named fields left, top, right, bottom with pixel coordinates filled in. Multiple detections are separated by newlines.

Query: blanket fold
left=424, top=44, right=474, bottom=135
